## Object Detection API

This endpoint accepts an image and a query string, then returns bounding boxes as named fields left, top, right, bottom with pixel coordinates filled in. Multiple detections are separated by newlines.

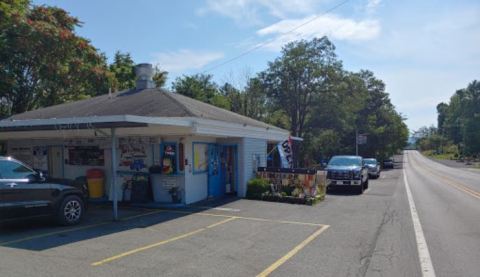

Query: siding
left=238, top=138, right=267, bottom=197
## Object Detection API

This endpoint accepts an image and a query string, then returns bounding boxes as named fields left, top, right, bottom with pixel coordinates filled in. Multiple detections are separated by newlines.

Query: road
left=1, top=150, right=479, bottom=277
left=403, top=150, right=480, bottom=277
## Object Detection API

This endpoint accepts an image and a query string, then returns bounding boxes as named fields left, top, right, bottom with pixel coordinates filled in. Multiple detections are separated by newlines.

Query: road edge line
left=403, top=158, right=436, bottom=277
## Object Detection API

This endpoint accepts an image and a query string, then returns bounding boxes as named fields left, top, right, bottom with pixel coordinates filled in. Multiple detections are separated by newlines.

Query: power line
left=201, top=0, right=351, bottom=74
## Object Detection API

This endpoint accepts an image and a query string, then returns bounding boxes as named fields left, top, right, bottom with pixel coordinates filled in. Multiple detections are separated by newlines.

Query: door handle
left=5, top=183, right=18, bottom=188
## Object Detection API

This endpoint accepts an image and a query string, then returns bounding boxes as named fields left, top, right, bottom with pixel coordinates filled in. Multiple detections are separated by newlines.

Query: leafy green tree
left=109, top=51, right=135, bottom=91
left=153, top=65, right=168, bottom=88
left=259, top=37, right=340, bottom=138
left=243, top=77, right=268, bottom=120
left=0, top=3, right=113, bottom=115
left=172, top=74, right=230, bottom=109
left=220, top=82, right=243, bottom=113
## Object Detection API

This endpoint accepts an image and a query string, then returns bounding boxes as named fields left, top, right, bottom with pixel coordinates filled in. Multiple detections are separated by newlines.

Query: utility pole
left=355, top=129, right=358, bottom=156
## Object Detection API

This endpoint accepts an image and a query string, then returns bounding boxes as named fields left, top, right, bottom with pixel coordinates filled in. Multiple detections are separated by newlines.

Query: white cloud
left=256, top=14, right=381, bottom=51
left=366, top=0, right=381, bottom=14
left=198, top=0, right=326, bottom=26
left=152, top=50, right=224, bottom=73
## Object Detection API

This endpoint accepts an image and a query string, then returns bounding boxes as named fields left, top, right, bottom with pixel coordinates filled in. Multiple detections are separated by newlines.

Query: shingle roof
left=8, top=88, right=285, bottom=131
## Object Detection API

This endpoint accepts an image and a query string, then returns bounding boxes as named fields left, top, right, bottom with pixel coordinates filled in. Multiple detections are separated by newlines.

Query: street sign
left=357, top=134, right=367, bottom=145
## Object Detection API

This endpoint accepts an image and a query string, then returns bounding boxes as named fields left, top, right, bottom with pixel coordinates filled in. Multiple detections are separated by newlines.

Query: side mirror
left=28, top=170, right=46, bottom=182
left=37, top=171, right=46, bottom=182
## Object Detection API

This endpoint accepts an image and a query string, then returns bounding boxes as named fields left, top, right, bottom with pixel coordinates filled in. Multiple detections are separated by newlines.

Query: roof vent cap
left=135, top=63, right=155, bottom=89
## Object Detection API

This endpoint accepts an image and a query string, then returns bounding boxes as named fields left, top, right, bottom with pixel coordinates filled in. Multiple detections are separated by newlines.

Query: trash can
left=86, top=169, right=104, bottom=198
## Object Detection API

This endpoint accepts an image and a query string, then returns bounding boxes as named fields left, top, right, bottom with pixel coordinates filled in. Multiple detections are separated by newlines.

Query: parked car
left=383, top=158, right=394, bottom=169
left=326, top=155, right=369, bottom=194
left=363, top=158, right=381, bottom=179
left=0, top=156, right=87, bottom=225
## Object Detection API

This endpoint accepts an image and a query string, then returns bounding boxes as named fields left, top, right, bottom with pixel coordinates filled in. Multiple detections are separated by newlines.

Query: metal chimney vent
left=135, top=63, right=155, bottom=89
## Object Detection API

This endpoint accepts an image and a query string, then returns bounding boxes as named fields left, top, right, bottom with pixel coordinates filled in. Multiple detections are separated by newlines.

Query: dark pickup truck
left=326, top=155, right=369, bottom=194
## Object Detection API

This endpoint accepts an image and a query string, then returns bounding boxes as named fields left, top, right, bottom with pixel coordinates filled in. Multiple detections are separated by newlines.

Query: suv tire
left=57, top=195, right=84, bottom=226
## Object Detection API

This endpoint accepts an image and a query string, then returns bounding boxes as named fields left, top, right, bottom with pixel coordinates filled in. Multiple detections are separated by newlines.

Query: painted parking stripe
left=91, top=217, right=237, bottom=266
left=403, top=160, right=436, bottom=277
left=156, top=209, right=325, bottom=227
left=0, top=210, right=164, bottom=246
left=256, top=225, right=330, bottom=277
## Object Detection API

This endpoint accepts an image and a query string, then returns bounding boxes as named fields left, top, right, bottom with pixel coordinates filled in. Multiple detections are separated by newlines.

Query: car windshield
left=363, top=159, right=377, bottom=165
left=328, top=156, right=362, bottom=166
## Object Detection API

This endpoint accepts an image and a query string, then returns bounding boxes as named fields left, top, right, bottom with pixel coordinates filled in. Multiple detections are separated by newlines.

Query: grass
left=422, top=150, right=455, bottom=160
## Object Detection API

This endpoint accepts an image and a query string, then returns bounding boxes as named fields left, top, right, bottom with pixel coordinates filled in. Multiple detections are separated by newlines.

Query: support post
left=111, top=127, right=118, bottom=220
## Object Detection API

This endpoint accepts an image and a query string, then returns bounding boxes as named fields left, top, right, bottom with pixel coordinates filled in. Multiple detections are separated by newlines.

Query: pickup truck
left=326, top=155, right=369, bottom=194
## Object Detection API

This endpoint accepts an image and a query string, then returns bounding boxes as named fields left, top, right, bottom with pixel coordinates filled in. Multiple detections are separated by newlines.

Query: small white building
left=0, top=64, right=289, bottom=209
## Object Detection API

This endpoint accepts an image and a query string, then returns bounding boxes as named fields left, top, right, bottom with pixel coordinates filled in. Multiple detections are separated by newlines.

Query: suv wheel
left=57, top=195, right=84, bottom=225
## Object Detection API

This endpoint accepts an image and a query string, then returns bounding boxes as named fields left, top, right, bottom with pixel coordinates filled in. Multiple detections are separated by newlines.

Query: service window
left=67, top=146, right=104, bottom=166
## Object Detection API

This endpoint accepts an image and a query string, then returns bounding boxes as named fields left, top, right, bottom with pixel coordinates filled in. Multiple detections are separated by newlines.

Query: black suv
left=0, top=156, right=86, bottom=225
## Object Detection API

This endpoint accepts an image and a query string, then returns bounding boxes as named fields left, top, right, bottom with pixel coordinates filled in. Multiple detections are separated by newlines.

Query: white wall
left=238, top=138, right=267, bottom=197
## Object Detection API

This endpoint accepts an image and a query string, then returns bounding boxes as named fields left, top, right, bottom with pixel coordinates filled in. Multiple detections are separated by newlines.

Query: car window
left=363, top=159, right=377, bottom=165
left=0, top=160, right=35, bottom=179
left=328, top=156, right=362, bottom=166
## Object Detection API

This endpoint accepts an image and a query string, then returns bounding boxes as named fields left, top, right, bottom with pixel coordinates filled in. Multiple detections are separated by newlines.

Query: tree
left=0, top=3, right=113, bottom=116
left=259, top=37, right=339, bottom=138
left=220, top=82, right=242, bottom=113
left=153, top=65, right=168, bottom=88
left=171, top=74, right=230, bottom=109
left=109, top=51, right=135, bottom=91
left=243, top=77, right=267, bottom=120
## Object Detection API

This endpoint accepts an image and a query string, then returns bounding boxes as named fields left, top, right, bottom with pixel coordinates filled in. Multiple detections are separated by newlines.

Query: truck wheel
left=357, top=184, right=364, bottom=194
left=57, top=195, right=84, bottom=226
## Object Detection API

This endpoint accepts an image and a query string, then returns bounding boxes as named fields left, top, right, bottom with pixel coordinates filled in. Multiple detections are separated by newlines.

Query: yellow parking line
left=91, top=217, right=237, bottom=266
left=206, top=216, right=237, bottom=228
left=0, top=210, right=164, bottom=246
left=156, top=209, right=324, bottom=227
left=256, top=225, right=330, bottom=277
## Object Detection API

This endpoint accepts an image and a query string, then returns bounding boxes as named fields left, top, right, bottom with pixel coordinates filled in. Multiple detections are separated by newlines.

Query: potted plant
left=168, top=185, right=181, bottom=203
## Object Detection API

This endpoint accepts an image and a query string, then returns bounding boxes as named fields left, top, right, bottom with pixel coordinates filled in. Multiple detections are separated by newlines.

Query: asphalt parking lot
left=1, top=162, right=416, bottom=277
left=0, top=203, right=329, bottom=277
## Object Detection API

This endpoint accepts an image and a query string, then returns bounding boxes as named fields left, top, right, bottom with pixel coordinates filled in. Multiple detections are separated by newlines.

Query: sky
left=33, top=0, right=480, bottom=132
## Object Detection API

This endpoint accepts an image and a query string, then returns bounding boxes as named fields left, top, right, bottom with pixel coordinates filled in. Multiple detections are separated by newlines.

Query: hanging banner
left=277, top=136, right=293, bottom=168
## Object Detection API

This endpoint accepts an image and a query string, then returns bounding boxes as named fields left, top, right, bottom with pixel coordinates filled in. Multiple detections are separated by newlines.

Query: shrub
left=246, top=178, right=270, bottom=199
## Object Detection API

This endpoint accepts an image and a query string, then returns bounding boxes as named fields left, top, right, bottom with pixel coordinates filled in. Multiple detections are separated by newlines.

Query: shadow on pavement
left=0, top=198, right=241, bottom=251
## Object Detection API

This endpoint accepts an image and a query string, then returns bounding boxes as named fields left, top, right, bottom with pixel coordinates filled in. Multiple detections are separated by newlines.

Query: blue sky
left=33, top=0, right=480, bottom=132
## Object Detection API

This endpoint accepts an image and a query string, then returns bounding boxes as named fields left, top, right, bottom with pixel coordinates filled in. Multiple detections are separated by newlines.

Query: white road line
left=403, top=154, right=436, bottom=277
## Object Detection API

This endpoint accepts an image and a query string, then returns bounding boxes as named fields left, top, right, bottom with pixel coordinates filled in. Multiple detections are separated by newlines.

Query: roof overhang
left=0, top=115, right=289, bottom=141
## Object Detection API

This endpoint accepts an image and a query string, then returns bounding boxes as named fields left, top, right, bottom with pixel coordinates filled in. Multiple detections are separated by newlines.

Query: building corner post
left=111, top=127, right=118, bottom=220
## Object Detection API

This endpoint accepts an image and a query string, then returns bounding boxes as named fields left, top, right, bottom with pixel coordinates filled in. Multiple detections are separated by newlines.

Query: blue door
left=208, top=144, right=222, bottom=197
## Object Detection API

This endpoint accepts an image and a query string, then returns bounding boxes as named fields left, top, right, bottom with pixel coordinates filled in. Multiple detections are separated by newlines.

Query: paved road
left=404, top=150, right=480, bottom=277
left=1, top=151, right=478, bottom=276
